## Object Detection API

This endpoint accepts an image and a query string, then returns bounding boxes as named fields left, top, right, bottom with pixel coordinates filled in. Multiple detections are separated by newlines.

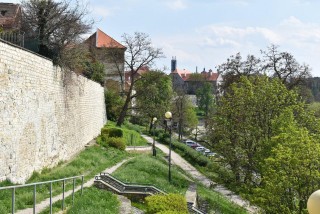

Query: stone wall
left=0, top=40, right=107, bottom=183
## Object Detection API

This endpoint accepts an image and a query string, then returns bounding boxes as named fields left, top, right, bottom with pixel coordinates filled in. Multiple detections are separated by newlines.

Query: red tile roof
left=85, top=28, right=126, bottom=49
left=198, top=72, right=219, bottom=81
left=125, top=66, right=150, bottom=82
left=173, top=68, right=219, bottom=81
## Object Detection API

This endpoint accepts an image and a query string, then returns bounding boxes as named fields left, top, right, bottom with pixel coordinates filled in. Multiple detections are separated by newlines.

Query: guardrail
left=95, top=172, right=166, bottom=195
left=0, top=175, right=84, bottom=214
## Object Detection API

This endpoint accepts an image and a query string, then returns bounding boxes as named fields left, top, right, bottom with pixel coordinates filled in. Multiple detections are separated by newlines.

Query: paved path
left=16, top=159, right=130, bottom=214
left=125, top=145, right=152, bottom=151
left=141, top=135, right=260, bottom=214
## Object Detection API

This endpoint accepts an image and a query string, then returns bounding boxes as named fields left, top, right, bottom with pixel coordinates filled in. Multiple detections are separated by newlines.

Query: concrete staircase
left=94, top=173, right=206, bottom=214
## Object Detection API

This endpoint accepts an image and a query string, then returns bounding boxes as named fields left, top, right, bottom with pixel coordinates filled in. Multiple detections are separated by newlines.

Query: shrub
left=123, top=121, right=143, bottom=133
left=101, top=127, right=123, bottom=138
left=145, top=194, right=188, bottom=214
left=171, top=140, right=209, bottom=167
left=105, top=137, right=126, bottom=150
left=157, top=132, right=171, bottom=145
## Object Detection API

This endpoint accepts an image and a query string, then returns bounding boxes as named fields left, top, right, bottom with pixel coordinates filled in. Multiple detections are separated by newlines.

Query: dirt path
left=16, top=159, right=130, bottom=214
left=141, top=135, right=260, bottom=214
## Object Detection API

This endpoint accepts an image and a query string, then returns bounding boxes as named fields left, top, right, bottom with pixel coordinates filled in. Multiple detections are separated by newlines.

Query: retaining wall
left=0, top=40, right=106, bottom=183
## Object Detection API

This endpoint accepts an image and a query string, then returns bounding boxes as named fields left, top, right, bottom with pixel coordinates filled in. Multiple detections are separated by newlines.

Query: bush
left=101, top=127, right=123, bottom=138
left=105, top=137, right=126, bottom=150
left=157, top=132, right=171, bottom=145
left=171, top=140, right=209, bottom=167
left=145, top=194, right=188, bottom=214
left=123, top=121, right=143, bottom=133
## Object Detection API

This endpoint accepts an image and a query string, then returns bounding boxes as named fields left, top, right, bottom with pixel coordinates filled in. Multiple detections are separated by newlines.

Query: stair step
left=117, top=195, right=132, bottom=214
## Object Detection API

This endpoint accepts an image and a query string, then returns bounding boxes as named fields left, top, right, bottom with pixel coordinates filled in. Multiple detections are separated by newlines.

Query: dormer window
left=1, top=10, right=7, bottom=16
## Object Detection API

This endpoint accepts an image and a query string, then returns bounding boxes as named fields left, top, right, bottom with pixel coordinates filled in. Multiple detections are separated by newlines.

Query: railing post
left=12, top=187, right=15, bottom=214
left=81, top=176, right=84, bottom=195
left=72, top=178, right=75, bottom=205
left=62, top=179, right=65, bottom=211
left=50, top=182, right=52, bottom=214
left=33, top=184, right=36, bottom=214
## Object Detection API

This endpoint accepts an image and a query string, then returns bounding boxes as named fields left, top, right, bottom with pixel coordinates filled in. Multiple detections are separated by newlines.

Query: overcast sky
left=4, top=0, right=320, bottom=76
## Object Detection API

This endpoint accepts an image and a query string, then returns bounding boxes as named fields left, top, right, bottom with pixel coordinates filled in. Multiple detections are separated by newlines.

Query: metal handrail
left=0, top=175, right=84, bottom=214
left=95, top=173, right=166, bottom=195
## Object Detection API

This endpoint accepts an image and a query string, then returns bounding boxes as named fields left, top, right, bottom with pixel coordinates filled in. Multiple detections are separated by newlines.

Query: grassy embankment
left=0, top=121, right=147, bottom=213
left=42, top=128, right=189, bottom=213
left=0, top=145, right=128, bottom=213
left=41, top=151, right=191, bottom=213
left=155, top=130, right=248, bottom=214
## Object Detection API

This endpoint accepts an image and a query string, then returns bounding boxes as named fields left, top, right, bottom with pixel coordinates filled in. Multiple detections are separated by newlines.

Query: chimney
left=201, top=67, right=206, bottom=74
left=209, top=69, right=212, bottom=76
left=171, top=56, right=177, bottom=72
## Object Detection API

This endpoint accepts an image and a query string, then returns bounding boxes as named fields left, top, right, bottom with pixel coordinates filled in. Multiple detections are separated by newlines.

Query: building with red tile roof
left=170, top=57, right=222, bottom=95
left=0, top=3, right=21, bottom=30
left=84, top=29, right=126, bottom=90
left=85, top=28, right=126, bottom=49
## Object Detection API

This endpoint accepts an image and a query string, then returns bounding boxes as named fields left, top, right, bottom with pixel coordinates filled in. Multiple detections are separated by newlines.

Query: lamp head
left=165, top=111, right=172, bottom=119
left=308, top=190, right=320, bottom=214
left=152, top=117, right=157, bottom=123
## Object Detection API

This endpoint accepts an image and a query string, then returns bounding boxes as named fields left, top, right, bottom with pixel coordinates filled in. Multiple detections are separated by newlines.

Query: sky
left=4, top=0, right=320, bottom=76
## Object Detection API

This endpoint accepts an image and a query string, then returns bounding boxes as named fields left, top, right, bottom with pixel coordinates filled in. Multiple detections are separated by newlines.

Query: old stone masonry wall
left=0, top=40, right=107, bottom=183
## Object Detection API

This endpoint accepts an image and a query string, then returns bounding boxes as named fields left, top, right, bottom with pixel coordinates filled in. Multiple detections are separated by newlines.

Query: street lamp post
left=152, top=117, right=157, bottom=157
left=165, top=111, right=172, bottom=183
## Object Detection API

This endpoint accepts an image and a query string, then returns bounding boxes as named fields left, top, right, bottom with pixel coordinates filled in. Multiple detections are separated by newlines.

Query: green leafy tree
left=82, top=61, right=105, bottom=85
left=172, top=92, right=198, bottom=140
left=196, top=82, right=215, bottom=118
left=308, top=102, right=320, bottom=118
left=254, top=110, right=320, bottom=214
left=134, top=71, right=173, bottom=130
left=209, top=76, right=301, bottom=186
left=105, top=89, right=125, bottom=122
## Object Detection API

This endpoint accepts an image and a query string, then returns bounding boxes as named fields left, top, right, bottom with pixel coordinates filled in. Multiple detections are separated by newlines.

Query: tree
left=134, top=71, right=173, bottom=131
left=172, top=92, right=198, bottom=140
left=261, top=44, right=311, bottom=89
left=254, top=110, right=320, bottom=214
left=217, top=45, right=311, bottom=92
left=21, top=0, right=93, bottom=63
left=116, top=32, right=164, bottom=126
left=217, top=53, right=261, bottom=91
left=104, top=89, right=125, bottom=122
left=209, top=76, right=301, bottom=186
left=196, top=82, right=215, bottom=118
left=82, top=61, right=105, bottom=85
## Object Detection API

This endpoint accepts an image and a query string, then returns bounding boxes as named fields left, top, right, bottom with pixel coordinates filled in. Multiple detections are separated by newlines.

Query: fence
left=0, top=175, right=84, bottom=214
left=0, top=31, right=24, bottom=47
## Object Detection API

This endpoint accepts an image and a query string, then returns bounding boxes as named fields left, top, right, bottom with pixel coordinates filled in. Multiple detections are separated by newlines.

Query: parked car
left=195, top=146, right=206, bottom=152
left=183, top=139, right=197, bottom=147
left=203, top=149, right=211, bottom=155
left=206, top=152, right=216, bottom=157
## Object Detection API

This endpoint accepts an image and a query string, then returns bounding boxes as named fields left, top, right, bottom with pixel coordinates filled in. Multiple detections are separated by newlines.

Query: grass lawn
left=0, top=145, right=129, bottom=213
left=112, top=154, right=190, bottom=195
left=39, top=187, right=119, bottom=214
left=197, top=185, right=247, bottom=214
